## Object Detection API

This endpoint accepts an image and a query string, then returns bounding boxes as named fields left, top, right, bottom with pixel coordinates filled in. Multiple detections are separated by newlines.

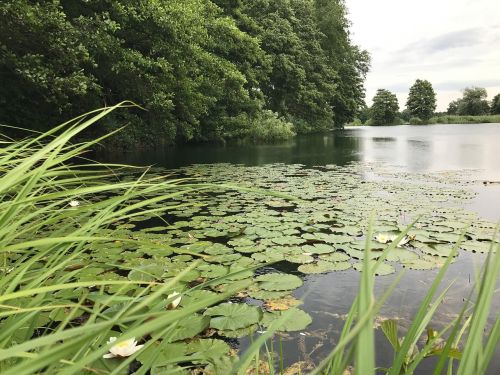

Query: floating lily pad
left=255, top=273, right=303, bottom=291
left=203, top=303, right=262, bottom=331
left=319, top=252, right=350, bottom=262
left=287, top=254, right=315, bottom=264
left=301, top=243, right=336, bottom=254
left=263, top=296, right=302, bottom=311
left=298, top=260, right=351, bottom=274
left=353, top=261, right=395, bottom=276
left=460, top=240, right=497, bottom=253
left=261, top=308, right=312, bottom=332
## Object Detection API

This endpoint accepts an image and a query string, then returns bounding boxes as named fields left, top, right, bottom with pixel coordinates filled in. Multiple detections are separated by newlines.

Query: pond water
left=102, top=123, right=500, bottom=374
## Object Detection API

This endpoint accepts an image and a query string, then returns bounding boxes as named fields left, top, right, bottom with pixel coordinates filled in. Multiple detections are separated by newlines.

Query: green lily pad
left=255, top=273, right=303, bottom=291
left=318, top=252, right=350, bottom=262
left=298, top=260, right=351, bottom=274
left=460, top=240, right=497, bottom=253
left=203, top=303, right=262, bottom=331
left=287, top=254, right=315, bottom=264
left=168, top=314, right=210, bottom=342
left=353, top=261, right=395, bottom=276
left=261, top=308, right=312, bottom=332
left=301, top=243, right=336, bottom=254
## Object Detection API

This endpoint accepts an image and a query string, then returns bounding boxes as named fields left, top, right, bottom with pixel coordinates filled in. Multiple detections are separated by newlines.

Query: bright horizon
left=345, top=0, right=500, bottom=112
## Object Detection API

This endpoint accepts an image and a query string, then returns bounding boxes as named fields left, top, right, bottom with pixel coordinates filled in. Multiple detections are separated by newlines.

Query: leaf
left=263, top=296, right=302, bottom=311
left=186, top=339, right=230, bottom=363
left=255, top=273, right=303, bottom=291
left=203, top=303, right=262, bottom=331
left=353, top=261, right=395, bottom=276
left=261, top=308, right=312, bottom=332
left=298, top=260, right=352, bottom=274
left=381, top=319, right=400, bottom=351
left=167, top=314, right=210, bottom=342
left=301, top=243, right=336, bottom=254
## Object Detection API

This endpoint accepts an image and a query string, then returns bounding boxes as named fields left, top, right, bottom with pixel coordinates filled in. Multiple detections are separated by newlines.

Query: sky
left=344, top=0, right=500, bottom=111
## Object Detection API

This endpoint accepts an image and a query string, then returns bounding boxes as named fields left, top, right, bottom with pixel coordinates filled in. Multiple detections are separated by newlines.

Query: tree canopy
left=490, top=93, right=500, bottom=115
left=370, top=89, right=399, bottom=125
left=406, top=79, right=436, bottom=121
left=447, top=87, right=490, bottom=116
left=0, top=0, right=369, bottom=147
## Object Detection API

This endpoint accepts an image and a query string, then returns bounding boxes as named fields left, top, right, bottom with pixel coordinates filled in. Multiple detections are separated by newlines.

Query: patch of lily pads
left=25, top=162, right=499, bottom=373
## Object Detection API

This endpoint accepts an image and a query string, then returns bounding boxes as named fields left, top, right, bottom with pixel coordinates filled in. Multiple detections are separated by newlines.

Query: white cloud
left=345, top=0, right=500, bottom=111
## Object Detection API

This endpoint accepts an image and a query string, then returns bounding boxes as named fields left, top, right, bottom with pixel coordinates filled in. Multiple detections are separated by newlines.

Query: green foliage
left=429, top=114, right=500, bottom=124
left=243, top=110, right=296, bottom=143
left=406, top=79, right=436, bottom=121
left=490, top=93, right=500, bottom=114
left=447, top=87, right=490, bottom=116
left=370, top=89, right=400, bottom=125
left=409, top=117, right=423, bottom=125
left=0, top=0, right=369, bottom=146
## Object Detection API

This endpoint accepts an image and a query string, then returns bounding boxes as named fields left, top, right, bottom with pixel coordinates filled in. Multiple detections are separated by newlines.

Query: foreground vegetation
left=428, top=114, right=500, bottom=125
left=1, top=106, right=498, bottom=374
left=0, top=0, right=368, bottom=147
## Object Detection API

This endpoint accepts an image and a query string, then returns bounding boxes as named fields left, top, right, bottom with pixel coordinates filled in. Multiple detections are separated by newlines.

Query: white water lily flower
left=167, top=291, right=182, bottom=309
left=103, top=337, right=144, bottom=359
left=68, top=200, right=80, bottom=207
left=389, top=235, right=410, bottom=247
left=374, top=233, right=391, bottom=244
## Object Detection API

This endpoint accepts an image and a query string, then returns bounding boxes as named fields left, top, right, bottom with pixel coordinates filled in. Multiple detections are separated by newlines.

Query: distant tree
left=358, top=104, right=371, bottom=124
left=491, top=93, right=500, bottom=114
left=406, top=79, right=436, bottom=121
left=457, top=87, right=490, bottom=115
left=371, top=89, right=399, bottom=125
left=447, top=100, right=460, bottom=115
left=400, top=108, right=411, bottom=123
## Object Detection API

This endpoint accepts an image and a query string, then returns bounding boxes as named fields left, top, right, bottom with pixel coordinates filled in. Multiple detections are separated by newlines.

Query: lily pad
left=298, top=260, right=351, bottom=274
left=261, top=308, right=312, bottom=332
left=352, top=261, right=395, bottom=276
left=203, top=303, right=262, bottom=331
left=255, top=273, right=303, bottom=291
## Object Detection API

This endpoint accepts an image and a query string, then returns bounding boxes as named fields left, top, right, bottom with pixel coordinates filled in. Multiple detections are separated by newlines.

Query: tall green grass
left=0, top=103, right=254, bottom=374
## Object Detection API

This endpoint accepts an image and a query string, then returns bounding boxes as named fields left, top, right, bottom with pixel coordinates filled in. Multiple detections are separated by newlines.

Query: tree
left=490, top=93, right=500, bottom=115
left=447, top=100, right=460, bottom=115
left=370, top=89, right=399, bottom=125
left=406, top=79, right=436, bottom=121
left=457, top=87, right=490, bottom=115
left=0, top=0, right=370, bottom=146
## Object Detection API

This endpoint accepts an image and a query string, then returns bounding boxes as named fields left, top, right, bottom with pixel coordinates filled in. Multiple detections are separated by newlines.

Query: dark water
left=102, top=123, right=500, bottom=373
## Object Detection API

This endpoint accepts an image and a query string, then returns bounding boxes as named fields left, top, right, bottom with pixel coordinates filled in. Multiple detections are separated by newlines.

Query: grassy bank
left=1, top=106, right=498, bottom=374
left=428, top=114, right=500, bottom=124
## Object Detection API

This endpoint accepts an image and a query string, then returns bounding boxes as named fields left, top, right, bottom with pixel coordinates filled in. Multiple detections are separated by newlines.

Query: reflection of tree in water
left=100, top=133, right=362, bottom=168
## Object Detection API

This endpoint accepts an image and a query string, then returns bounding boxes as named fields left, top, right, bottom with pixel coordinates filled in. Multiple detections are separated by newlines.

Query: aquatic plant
left=0, top=104, right=497, bottom=374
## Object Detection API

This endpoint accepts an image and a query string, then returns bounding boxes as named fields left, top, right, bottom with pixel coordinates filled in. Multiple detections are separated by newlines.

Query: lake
left=102, top=123, right=500, bottom=374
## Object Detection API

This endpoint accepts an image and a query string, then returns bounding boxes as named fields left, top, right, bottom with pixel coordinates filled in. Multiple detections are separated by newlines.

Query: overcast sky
left=345, top=0, right=500, bottom=111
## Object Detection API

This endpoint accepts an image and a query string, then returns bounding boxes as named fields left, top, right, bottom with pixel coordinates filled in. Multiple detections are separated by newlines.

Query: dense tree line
left=361, top=81, right=499, bottom=126
left=0, top=0, right=369, bottom=146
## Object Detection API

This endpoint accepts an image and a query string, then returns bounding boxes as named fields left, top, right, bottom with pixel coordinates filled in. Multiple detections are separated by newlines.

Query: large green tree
left=490, top=93, right=500, bottom=115
left=457, top=87, right=490, bottom=116
left=371, top=89, right=399, bottom=125
left=406, top=79, right=436, bottom=121
left=0, top=0, right=370, bottom=146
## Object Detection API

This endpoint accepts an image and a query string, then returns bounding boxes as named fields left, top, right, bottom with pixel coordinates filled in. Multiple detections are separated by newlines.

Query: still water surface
left=104, top=123, right=500, bottom=373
